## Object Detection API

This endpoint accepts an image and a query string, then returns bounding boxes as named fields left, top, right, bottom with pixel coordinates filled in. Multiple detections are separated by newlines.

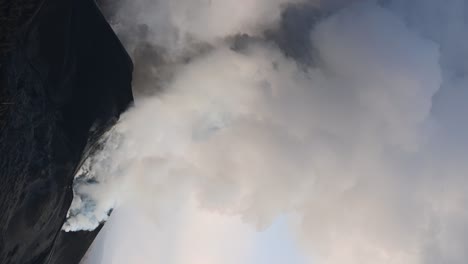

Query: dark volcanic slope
left=0, top=0, right=133, bottom=263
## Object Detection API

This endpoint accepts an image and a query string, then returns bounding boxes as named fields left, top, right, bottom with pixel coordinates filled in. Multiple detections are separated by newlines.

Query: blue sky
left=249, top=216, right=309, bottom=264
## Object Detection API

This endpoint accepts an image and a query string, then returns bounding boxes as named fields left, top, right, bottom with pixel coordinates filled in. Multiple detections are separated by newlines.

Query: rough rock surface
left=0, top=0, right=133, bottom=262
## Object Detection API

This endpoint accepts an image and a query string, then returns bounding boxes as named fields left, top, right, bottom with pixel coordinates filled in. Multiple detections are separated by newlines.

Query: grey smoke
left=65, top=0, right=468, bottom=263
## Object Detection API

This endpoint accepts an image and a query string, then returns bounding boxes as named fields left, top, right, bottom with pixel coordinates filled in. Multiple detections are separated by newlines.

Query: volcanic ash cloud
left=66, top=1, right=468, bottom=264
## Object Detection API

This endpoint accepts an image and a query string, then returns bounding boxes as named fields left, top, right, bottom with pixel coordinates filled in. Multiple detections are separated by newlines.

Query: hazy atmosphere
left=61, top=0, right=468, bottom=263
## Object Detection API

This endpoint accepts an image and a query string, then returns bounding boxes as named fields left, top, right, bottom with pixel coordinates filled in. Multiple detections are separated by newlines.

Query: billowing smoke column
left=64, top=0, right=468, bottom=263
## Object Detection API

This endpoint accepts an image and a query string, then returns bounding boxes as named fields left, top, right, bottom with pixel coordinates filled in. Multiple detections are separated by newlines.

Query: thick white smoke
left=65, top=0, right=468, bottom=263
left=111, top=0, right=302, bottom=56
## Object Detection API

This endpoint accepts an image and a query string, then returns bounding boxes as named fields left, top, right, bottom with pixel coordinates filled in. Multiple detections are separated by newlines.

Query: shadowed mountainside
left=0, top=0, right=133, bottom=262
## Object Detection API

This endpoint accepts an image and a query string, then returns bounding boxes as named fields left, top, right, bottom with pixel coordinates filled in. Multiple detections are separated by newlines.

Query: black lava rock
left=0, top=0, right=133, bottom=263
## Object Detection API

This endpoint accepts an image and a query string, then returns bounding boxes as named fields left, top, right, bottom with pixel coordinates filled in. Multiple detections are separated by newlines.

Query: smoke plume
left=64, top=0, right=468, bottom=263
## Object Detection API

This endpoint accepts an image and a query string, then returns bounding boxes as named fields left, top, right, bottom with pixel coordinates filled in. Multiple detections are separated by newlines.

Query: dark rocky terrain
left=0, top=0, right=133, bottom=262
